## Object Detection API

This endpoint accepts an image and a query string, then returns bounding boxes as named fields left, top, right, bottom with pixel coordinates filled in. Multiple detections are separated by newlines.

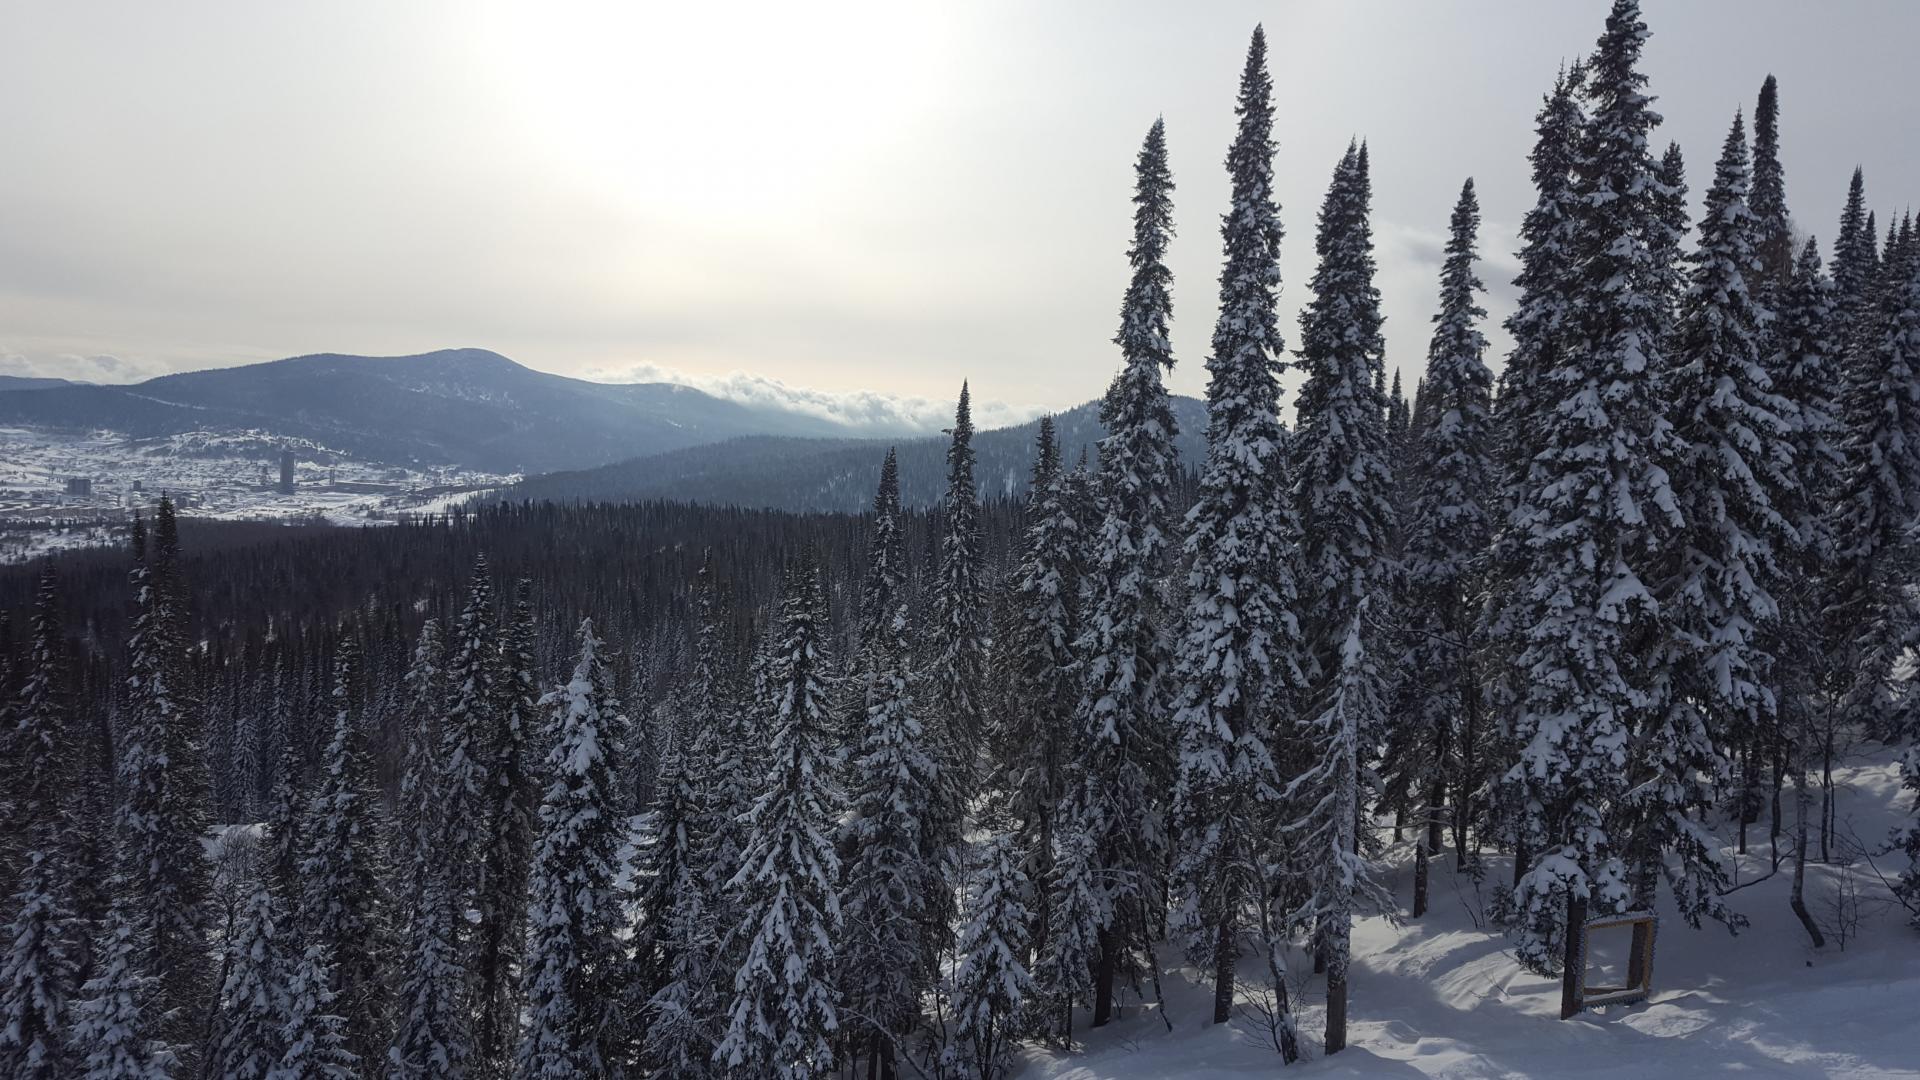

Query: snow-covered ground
left=1019, top=753, right=1918, bottom=1079
left=0, top=426, right=508, bottom=562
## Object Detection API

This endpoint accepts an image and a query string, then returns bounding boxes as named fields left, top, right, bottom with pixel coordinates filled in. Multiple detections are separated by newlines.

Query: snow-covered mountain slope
left=1018, top=753, right=1917, bottom=1079
left=0, top=349, right=921, bottom=474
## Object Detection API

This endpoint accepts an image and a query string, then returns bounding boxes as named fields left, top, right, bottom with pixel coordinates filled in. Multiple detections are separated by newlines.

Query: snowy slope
left=1017, top=754, right=1918, bottom=1079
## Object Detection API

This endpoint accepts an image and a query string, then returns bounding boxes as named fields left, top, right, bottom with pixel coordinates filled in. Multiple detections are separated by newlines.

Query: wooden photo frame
left=1560, top=909, right=1657, bottom=1018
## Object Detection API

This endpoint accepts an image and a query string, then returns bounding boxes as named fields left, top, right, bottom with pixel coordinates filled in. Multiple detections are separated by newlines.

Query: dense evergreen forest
left=3, top=3, right=1918, bottom=1078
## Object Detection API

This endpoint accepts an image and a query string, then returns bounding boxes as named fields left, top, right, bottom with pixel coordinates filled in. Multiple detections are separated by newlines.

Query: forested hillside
left=503, top=392, right=1210, bottom=511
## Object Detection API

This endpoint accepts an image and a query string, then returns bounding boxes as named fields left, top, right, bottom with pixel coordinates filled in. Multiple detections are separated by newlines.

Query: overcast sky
left=2, top=1, right=1916, bottom=425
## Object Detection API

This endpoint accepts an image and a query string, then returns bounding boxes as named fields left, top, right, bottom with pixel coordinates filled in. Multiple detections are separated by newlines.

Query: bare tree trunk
left=1324, top=968, right=1348, bottom=1054
left=1413, top=781, right=1443, bottom=917
left=1769, top=742, right=1786, bottom=872
left=1820, top=725, right=1836, bottom=863
left=1455, top=668, right=1484, bottom=872
left=1790, top=724, right=1826, bottom=948
left=1092, top=930, right=1117, bottom=1027
left=1559, top=893, right=1588, bottom=1020
left=1412, top=837, right=1431, bottom=920
left=1737, top=747, right=1751, bottom=855
left=1211, top=919, right=1235, bottom=1025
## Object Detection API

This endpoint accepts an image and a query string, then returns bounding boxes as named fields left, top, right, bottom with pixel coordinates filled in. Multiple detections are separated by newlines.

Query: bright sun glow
left=474, top=1, right=954, bottom=222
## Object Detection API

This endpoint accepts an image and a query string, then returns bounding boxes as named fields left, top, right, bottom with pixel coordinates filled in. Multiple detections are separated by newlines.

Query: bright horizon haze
left=3, top=0, right=1917, bottom=422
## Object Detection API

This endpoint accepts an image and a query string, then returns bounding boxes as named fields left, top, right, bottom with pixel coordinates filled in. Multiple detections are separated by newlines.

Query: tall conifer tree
left=998, top=418, right=1083, bottom=985
left=517, top=620, right=628, bottom=1079
left=386, top=620, right=470, bottom=1080
left=1391, top=178, right=1496, bottom=917
left=110, top=503, right=215, bottom=1068
left=1065, top=117, right=1181, bottom=1028
left=1500, top=0, right=1687, bottom=972
left=0, top=569, right=80, bottom=1079
left=1657, top=112, right=1788, bottom=926
left=298, top=637, right=390, bottom=1064
left=1292, top=142, right=1396, bottom=694
left=1749, top=75, right=1794, bottom=311
left=716, top=564, right=843, bottom=1078
left=840, top=462, right=940, bottom=1079
left=1167, top=24, right=1303, bottom=1033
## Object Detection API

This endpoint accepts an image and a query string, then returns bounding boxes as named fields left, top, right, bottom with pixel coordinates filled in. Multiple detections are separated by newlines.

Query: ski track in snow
left=1014, top=754, right=1919, bottom=1078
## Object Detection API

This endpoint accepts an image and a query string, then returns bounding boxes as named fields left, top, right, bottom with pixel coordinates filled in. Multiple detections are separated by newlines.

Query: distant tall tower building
left=278, top=450, right=297, bottom=495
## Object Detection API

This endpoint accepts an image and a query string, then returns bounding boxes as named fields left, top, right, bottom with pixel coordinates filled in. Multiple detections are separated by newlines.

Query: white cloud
left=589, top=362, right=1049, bottom=435
left=0, top=350, right=160, bottom=385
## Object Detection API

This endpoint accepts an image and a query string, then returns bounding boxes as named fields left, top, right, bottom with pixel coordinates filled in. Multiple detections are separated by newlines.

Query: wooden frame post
left=1561, top=908, right=1658, bottom=1018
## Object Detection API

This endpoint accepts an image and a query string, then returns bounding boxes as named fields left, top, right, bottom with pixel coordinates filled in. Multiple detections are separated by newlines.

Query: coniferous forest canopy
left=4, top=2, right=1920, bottom=1077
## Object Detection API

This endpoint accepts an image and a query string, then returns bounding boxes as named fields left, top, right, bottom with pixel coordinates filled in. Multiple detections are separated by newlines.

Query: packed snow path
left=1016, top=756, right=1918, bottom=1078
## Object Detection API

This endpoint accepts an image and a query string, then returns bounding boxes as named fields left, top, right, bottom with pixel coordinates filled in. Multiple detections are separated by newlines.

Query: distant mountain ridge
left=0, top=375, right=77, bottom=391
left=0, top=349, right=925, bottom=473
left=499, top=394, right=1210, bottom=512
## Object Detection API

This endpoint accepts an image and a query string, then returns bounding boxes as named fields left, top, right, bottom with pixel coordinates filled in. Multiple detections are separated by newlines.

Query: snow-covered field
left=1019, top=754, right=1918, bottom=1079
left=0, top=426, right=508, bottom=562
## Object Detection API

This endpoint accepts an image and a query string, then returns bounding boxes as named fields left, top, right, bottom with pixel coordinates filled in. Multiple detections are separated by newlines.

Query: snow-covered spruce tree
left=1388, top=177, right=1496, bottom=919
left=640, top=548, right=736, bottom=1075
left=1861, top=253, right=1920, bottom=916
left=840, top=461, right=940, bottom=1079
left=932, top=383, right=987, bottom=748
left=924, top=388, right=981, bottom=970
left=1167, top=22, right=1304, bottom=1035
left=475, top=579, right=540, bottom=1075
left=995, top=417, right=1083, bottom=984
left=436, top=555, right=524, bottom=1074
left=864, top=445, right=955, bottom=916
left=1291, top=141, right=1396, bottom=716
left=0, top=613, right=14, bottom=901
left=71, top=915, right=175, bottom=1080
left=861, top=449, right=910, bottom=661
left=716, top=564, right=843, bottom=1078
left=1494, top=62, right=1586, bottom=492
left=231, top=661, right=265, bottom=824
left=262, top=733, right=308, bottom=947
left=440, top=557, right=500, bottom=887
left=387, top=617, right=467, bottom=1079
left=1769, top=238, right=1844, bottom=945
left=209, top=879, right=289, bottom=1080
left=298, top=636, right=390, bottom=1064
left=1499, top=0, right=1686, bottom=973
left=636, top=734, right=713, bottom=1076
left=516, top=619, right=629, bottom=1079
left=1830, top=207, right=1920, bottom=746
left=1283, top=604, right=1391, bottom=1056
left=1065, top=116, right=1181, bottom=1029
left=950, top=834, right=1036, bottom=1080
left=114, top=503, right=215, bottom=1068
left=1831, top=169, right=1876, bottom=366
left=1749, top=75, right=1794, bottom=312
left=1032, top=810, right=1104, bottom=1047
left=1649, top=142, right=1691, bottom=329
left=1287, top=142, right=1397, bottom=997
left=1483, top=67, right=1589, bottom=881
left=688, top=547, right=752, bottom=895
left=1654, top=111, right=1790, bottom=927
left=0, top=568, right=80, bottom=1079
left=272, top=944, right=356, bottom=1080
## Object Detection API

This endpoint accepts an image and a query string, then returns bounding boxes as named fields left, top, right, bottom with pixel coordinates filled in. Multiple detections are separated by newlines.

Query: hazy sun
left=473, top=1, right=955, bottom=222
